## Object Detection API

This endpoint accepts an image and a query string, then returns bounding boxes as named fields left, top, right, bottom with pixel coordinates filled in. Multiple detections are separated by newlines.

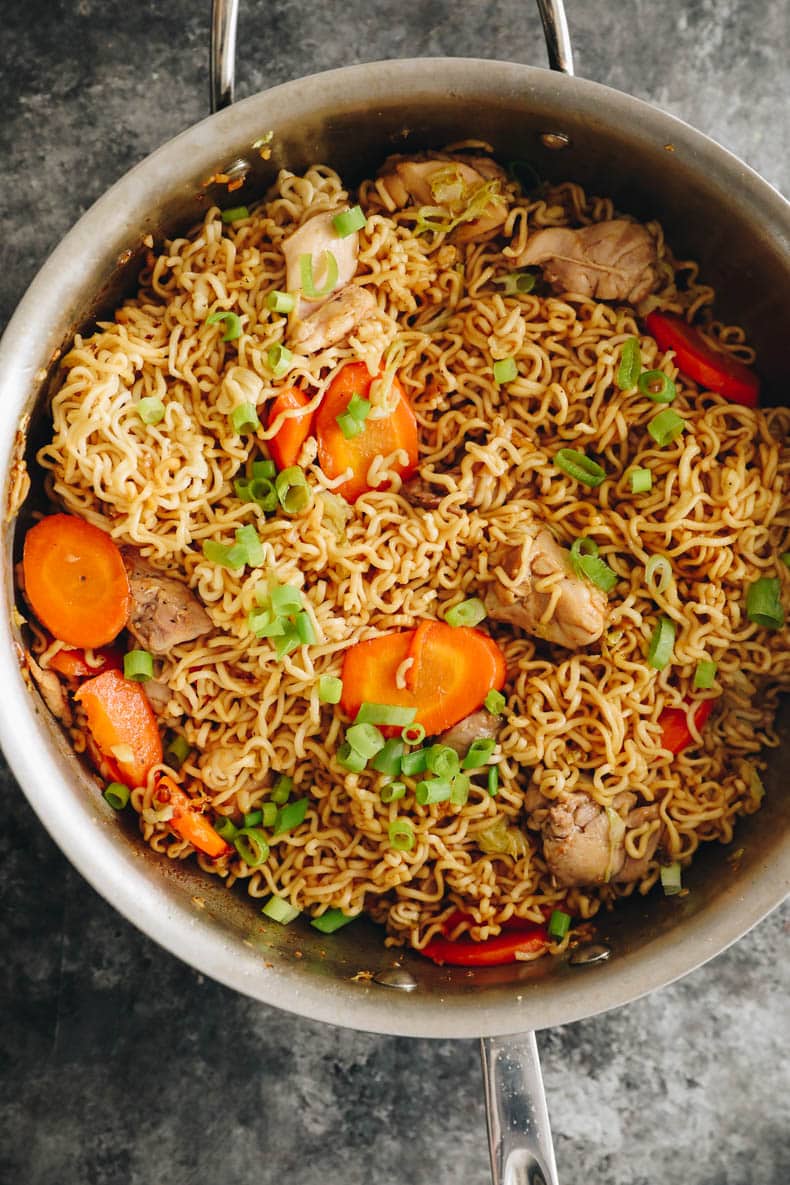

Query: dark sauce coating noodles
left=31, top=155, right=789, bottom=954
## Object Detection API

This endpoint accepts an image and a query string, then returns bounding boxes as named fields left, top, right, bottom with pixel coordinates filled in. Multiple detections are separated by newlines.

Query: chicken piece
left=377, top=152, right=508, bottom=242
left=289, top=285, right=376, bottom=354
left=515, top=220, right=658, bottom=303
left=485, top=528, right=607, bottom=649
left=282, top=210, right=361, bottom=318
left=27, top=655, right=72, bottom=726
left=121, top=549, right=212, bottom=655
left=438, top=709, right=500, bottom=756
left=401, top=476, right=445, bottom=510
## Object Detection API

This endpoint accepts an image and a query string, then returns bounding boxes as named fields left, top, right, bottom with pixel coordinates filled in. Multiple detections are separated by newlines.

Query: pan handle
left=208, top=0, right=574, bottom=112
left=481, top=1031, right=560, bottom=1185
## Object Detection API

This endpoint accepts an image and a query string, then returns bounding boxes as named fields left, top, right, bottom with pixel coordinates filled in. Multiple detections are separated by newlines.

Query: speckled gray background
left=1, top=2, right=788, bottom=1183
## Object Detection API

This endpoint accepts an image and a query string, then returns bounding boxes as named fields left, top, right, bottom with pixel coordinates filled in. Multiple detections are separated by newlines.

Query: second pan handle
left=481, top=1031, right=560, bottom=1185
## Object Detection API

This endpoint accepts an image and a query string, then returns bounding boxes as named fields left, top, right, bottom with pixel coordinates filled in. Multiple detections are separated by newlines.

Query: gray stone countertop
left=0, top=2, right=788, bottom=1183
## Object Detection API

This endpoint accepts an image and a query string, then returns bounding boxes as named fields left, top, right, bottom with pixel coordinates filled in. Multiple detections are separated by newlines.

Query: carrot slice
left=23, top=514, right=131, bottom=648
left=340, top=621, right=506, bottom=736
left=49, top=645, right=123, bottom=681
left=267, top=386, right=315, bottom=470
left=76, top=669, right=162, bottom=788
left=645, top=312, right=760, bottom=407
left=155, top=774, right=232, bottom=859
left=658, top=698, right=715, bottom=755
left=315, top=362, right=419, bottom=502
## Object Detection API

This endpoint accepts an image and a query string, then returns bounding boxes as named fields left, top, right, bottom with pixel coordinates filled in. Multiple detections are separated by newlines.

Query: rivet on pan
left=373, top=967, right=418, bottom=991
left=223, top=157, right=252, bottom=178
left=540, top=131, right=571, bottom=150
left=568, top=942, right=612, bottom=966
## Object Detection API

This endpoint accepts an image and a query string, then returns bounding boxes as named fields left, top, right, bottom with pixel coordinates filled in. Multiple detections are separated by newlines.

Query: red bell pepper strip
left=420, top=922, right=548, bottom=966
left=48, top=645, right=123, bottom=681
left=645, top=312, right=759, bottom=407
left=659, top=698, right=715, bottom=755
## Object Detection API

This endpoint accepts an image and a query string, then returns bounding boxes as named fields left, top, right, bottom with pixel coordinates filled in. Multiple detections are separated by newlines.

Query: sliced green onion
left=415, top=778, right=452, bottom=805
left=295, top=611, right=316, bottom=645
left=124, top=649, right=153, bottom=682
left=346, top=393, right=371, bottom=423
left=400, top=748, right=428, bottom=777
left=230, top=402, right=261, bottom=433
left=247, top=477, right=278, bottom=512
left=269, top=583, right=303, bottom=614
left=247, top=608, right=285, bottom=638
left=495, top=271, right=535, bottom=296
left=251, top=459, right=274, bottom=479
left=425, top=745, right=461, bottom=779
left=275, top=465, right=310, bottom=514
left=462, top=737, right=496, bottom=769
left=450, top=772, right=471, bottom=805
left=213, top=815, right=238, bottom=841
left=356, top=702, right=417, bottom=728
left=444, top=597, right=486, bottom=628
left=548, top=909, right=571, bottom=939
left=273, top=622, right=301, bottom=659
left=381, top=781, right=406, bottom=803
left=337, top=741, right=367, bottom=773
left=244, top=809, right=263, bottom=828
left=402, top=722, right=426, bottom=746
left=346, top=722, right=386, bottom=760
left=660, top=862, right=682, bottom=896
left=484, top=690, right=506, bottom=717
left=389, top=818, right=415, bottom=851
left=487, top=765, right=500, bottom=796
left=203, top=539, right=247, bottom=569
left=648, top=408, right=686, bottom=447
left=318, top=675, right=343, bottom=704
left=221, top=205, right=250, bottom=223
left=629, top=467, right=653, bottom=494
left=299, top=250, right=339, bottom=299
left=207, top=310, right=242, bottom=341
left=274, top=798, right=309, bottom=834
left=166, top=734, right=190, bottom=769
left=554, top=448, right=607, bottom=488
left=336, top=411, right=365, bottom=439
left=616, top=337, right=641, bottom=390
left=746, top=577, right=784, bottom=629
left=261, top=802, right=278, bottom=827
left=266, top=290, right=296, bottom=314
left=235, top=524, right=264, bottom=567
left=267, top=342, right=293, bottom=379
left=137, top=396, right=165, bottom=425
left=262, top=895, right=300, bottom=924
left=781, top=552, right=790, bottom=569
left=233, top=828, right=270, bottom=867
left=372, top=738, right=405, bottom=776
left=234, top=478, right=253, bottom=503
left=645, top=555, right=673, bottom=596
left=647, top=616, right=675, bottom=670
left=104, top=782, right=129, bottom=811
left=493, top=357, right=518, bottom=385
left=333, top=206, right=366, bottom=237
left=310, top=908, right=356, bottom=934
left=694, top=660, right=718, bottom=689
left=569, top=537, right=619, bottom=593
left=638, top=369, right=676, bottom=404
left=271, top=775, right=292, bottom=804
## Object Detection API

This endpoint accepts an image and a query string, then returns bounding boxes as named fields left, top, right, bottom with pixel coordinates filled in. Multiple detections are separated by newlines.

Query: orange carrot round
left=49, top=645, right=123, bottom=681
left=155, top=774, right=232, bottom=859
left=23, top=514, right=131, bottom=648
left=340, top=620, right=506, bottom=736
left=315, top=362, right=418, bottom=502
left=76, top=669, right=162, bottom=788
left=267, top=386, right=315, bottom=471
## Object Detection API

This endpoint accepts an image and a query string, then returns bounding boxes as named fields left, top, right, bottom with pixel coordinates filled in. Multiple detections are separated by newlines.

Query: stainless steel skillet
left=0, top=2, right=787, bottom=1181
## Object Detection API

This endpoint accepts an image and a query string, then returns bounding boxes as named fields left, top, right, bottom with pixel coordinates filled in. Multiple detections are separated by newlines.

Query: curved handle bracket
left=481, top=1032, right=560, bottom=1185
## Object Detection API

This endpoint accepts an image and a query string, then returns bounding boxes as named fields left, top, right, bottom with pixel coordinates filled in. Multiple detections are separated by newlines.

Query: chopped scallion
left=415, top=778, right=452, bottom=805
left=372, top=738, right=405, bottom=776
left=389, top=818, right=415, bottom=851
left=569, top=537, right=618, bottom=593
left=203, top=539, right=246, bottom=569
left=638, top=369, right=676, bottom=404
left=275, top=465, right=310, bottom=514
left=400, top=748, right=428, bottom=777
left=444, top=597, right=486, bottom=628
left=221, top=205, right=250, bottom=223
left=781, top=552, right=790, bottom=570
left=660, top=862, right=682, bottom=896
left=425, top=745, right=460, bottom=779
left=337, top=741, right=367, bottom=773
left=629, top=467, right=653, bottom=494
left=207, top=310, right=242, bottom=341
left=462, top=737, right=496, bottom=769
left=310, top=908, right=356, bottom=934
left=253, top=459, right=276, bottom=479
left=484, top=690, right=506, bottom=717
left=336, top=411, right=365, bottom=439
left=346, top=393, right=371, bottom=423
left=381, top=781, right=406, bottom=803
left=266, top=290, right=296, bottom=314
left=230, top=402, right=261, bottom=434
left=166, top=734, right=190, bottom=769
left=262, top=895, right=300, bottom=924
left=493, top=357, right=518, bottom=385
left=104, top=782, right=129, bottom=811
left=332, top=206, right=366, bottom=237
left=299, top=250, right=339, bottom=299
left=548, top=909, right=571, bottom=939
left=274, top=798, right=309, bottom=834
left=346, top=722, right=386, bottom=760
left=233, top=828, right=270, bottom=867
left=244, top=809, right=263, bottom=828
left=318, top=675, right=343, bottom=704
left=616, top=337, right=641, bottom=390
left=648, top=408, right=686, bottom=447
left=261, top=803, right=278, bottom=827
left=645, top=555, right=673, bottom=596
left=273, top=622, right=301, bottom=659
left=554, top=448, right=607, bottom=488
left=213, top=815, right=238, bottom=841
left=235, top=523, right=264, bottom=567
left=746, top=577, right=784, bottom=629
left=124, top=649, right=153, bottom=682
left=137, top=396, right=165, bottom=425
left=450, top=772, right=471, bottom=805
left=271, top=775, right=292, bottom=804
left=694, top=660, right=718, bottom=689
left=495, top=271, right=536, bottom=296
left=356, top=702, right=417, bottom=728
left=295, top=611, right=317, bottom=645
left=269, top=584, right=303, bottom=614
left=647, top=616, right=675, bottom=670
left=402, top=722, right=427, bottom=746
left=487, top=765, right=499, bottom=796
left=267, top=342, right=293, bottom=379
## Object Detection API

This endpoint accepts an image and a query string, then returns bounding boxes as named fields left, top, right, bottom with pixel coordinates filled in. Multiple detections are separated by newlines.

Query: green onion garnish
left=487, top=765, right=499, bottom=796
left=347, top=393, right=371, bottom=422
left=207, top=310, right=242, bottom=341
left=495, top=271, right=535, bottom=296
left=425, top=745, right=460, bottom=779
left=568, top=537, right=618, bottom=593
left=332, top=206, right=366, bottom=237
left=493, top=357, right=518, bottom=385
left=444, top=597, right=486, bottom=628
left=346, top=722, right=386, bottom=760
left=450, top=773, right=471, bottom=805
left=629, top=467, right=653, bottom=494
left=253, top=459, right=276, bottom=479
left=221, top=206, right=250, bottom=223
left=137, top=396, right=165, bottom=425
left=318, top=675, right=343, bottom=704
left=415, top=778, right=452, bottom=805
left=235, top=523, right=264, bottom=567
left=616, top=337, right=641, bottom=390
left=402, top=722, right=427, bottom=746
left=310, top=908, right=356, bottom=934
left=337, top=741, right=367, bottom=773
left=645, top=555, right=672, bottom=596
left=104, top=782, right=130, bottom=810
left=233, top=828, right=270, bottom=867
left=638, top=369, right=676, bottom=404
left=203, top=539, right=247, bottom=569
left=213, top=815, right=238, bottom=841
left=124, top=649, right=153, bottom=682
left=166, top=734, right=190, bottom=769
left=299, top=250, right=339, bottom=299
left=781, top=552, right=790, bottom=569
left=274, top=798, right=309, bottom=834
left=548, top=909, right=572, bottom=939
left=247, top=608, right=285, bottom=638
left=660, top=862, right=682, bottom=896
left=647, top=616, right=675, bottom=670
left=554, top=448, right=607, bottom=488
left=336, top=412, right=365, bottom=439
left=388, top=818, right=415, bottom=851
left=269, top=584, right=303, bottom=614
left=261, top=802, right=277, bottom=827
left=248, top=477, right=278, bottom=512
left=648, top=408, right=686, bottom=447
left=462, top=737, right=496, bottom=769
left=694, top=660, right=718, bottom=689
left=273, top=623, right=301, bottom=659
left=356, top=702, right=417, bottom=727
left=275, top=465, right=310, bottom=514
left=484, top=690, right=506, bottom=716
left=381, top=781, right=406, bottom=803
left=266, top=290, right=296, bottom=314
left=400, top=748, right=428, bottom=776
left=271, top=775, right=292, bottom=804
left=261, top=895, right=300, bottom=924
left=267, top=343, right=293, bottom=379
left=372, top=738, right=405, bottom=776
left=244, top=809, right=263, bottom=828
left=295, top=611, right=316, bottom=645
left=746, top=576, right=784, bottom=629
left=230, top=402, right=261, bottom=434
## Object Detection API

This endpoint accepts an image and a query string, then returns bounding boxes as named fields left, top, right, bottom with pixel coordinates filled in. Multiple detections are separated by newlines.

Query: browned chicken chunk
left=282, top=209, right=361, bottom=319
left=438, top=709, right=500, bottom=756
left=27, top=655, right=72, bottom=725
left=515, top=220, right=658, bottom=303
left=122, top=549, right=212, bottom=655
left=485, top=528, right=607, bottom=649
left=377, top=152, right=508, bottom=242
left=289, top=285, right=377, bottom=354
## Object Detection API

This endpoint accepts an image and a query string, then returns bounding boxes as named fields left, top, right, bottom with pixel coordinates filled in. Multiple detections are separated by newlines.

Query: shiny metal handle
left=481, top=1032, right=560, bottom=1185
left=208, top=0, right=574, bottom=112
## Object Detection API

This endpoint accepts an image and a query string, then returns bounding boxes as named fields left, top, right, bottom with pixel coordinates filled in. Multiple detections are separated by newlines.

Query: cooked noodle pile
left=33, top=155, right=789, bottom=953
